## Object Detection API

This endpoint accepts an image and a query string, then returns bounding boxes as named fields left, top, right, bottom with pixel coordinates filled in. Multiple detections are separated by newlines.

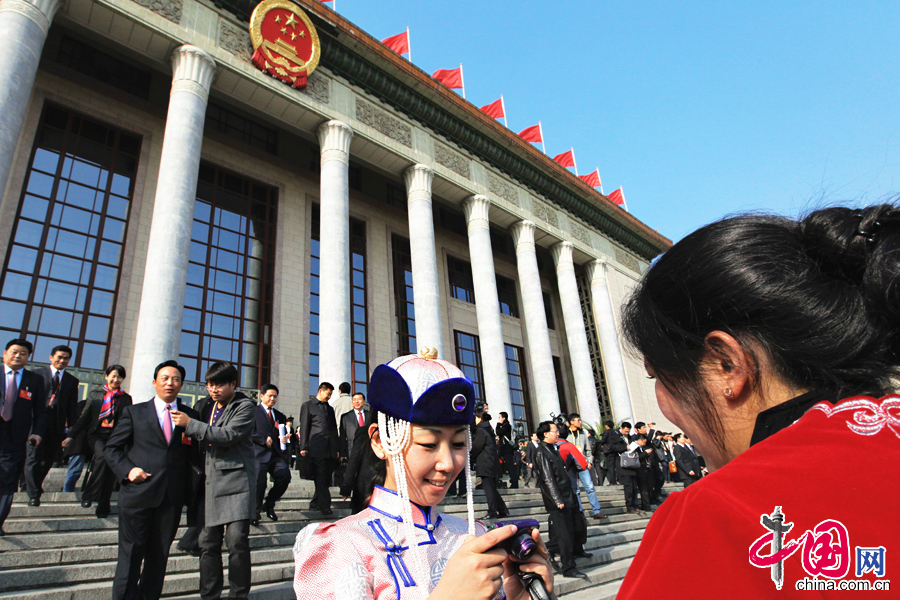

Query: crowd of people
left=2, top=200, right=896, bottom=599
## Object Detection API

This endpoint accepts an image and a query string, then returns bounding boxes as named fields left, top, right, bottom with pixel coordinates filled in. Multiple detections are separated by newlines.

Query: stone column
left=585, top=259, right=633, bottom=424
left=316, top=120, right=354, bottom=388
left=509, top=220, right=560, bottom=421
left=131, top=45, right=216, bottom=401
left=404, top=164, right=444, bottom=358
left=462, top=195, right=511, bottom=418
left=551, top=241, right=602, bottom=426
left=0, top=0, right=61, bottom=199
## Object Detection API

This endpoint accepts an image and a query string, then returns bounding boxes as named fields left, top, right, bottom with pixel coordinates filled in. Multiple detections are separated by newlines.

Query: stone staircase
left=0, top=468, right=678, bottom=599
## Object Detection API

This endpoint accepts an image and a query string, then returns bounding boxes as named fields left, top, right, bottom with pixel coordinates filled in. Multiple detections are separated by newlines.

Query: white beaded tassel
left=379, top=412, right=430, bottom=596
left=465, top=427, right=475, bottom=535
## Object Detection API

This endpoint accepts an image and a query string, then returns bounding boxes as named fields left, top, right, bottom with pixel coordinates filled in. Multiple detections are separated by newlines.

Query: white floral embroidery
left=810, top=395, right=900, bottom=438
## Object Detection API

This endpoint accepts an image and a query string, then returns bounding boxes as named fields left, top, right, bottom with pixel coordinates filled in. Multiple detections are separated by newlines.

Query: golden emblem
left=249, top=0, right=320, bottom=89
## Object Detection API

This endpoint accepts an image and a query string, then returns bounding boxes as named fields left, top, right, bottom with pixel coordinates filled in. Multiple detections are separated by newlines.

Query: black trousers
left=480, top=476, right=508, bottom=517
left=24, top=423, right=62, bottom=498
left=621, top=472, right=639, bottom=509
left=113, top=497, right=182, bottom=600
left=256, top=456, right=291, bottom=511
left=635, top=467, right=652, bottom=509
left=310, top=456, right=334, bottom=511
left=547, top=506, right=577, bottom=574
left=199, top=519, right=251, bottom=600
left=604, top=453, right=618, bottom=484
left=83, top=436, right=115, bottom=511
left=447, top=470, right=467, bottom=497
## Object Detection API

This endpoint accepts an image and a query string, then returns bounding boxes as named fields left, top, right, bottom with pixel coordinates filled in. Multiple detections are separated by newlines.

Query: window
left=506, top=344, right=533, bottom=438
left=576, top=269, right=612, bottom=422
left=180, top=163, right=276, bottom=387
left=496, top=274, right=519, bottom=318
left=56, top=35, right=152, bottom=100
left=0, top=104, right=140, bottom=367
left=350, top=219, right=369, bottom=395
left=447, top=255, right=474, bottom=303
left=309, top=207, right=369, bottom=396
left=543, top=291, right=555, bottom=330
left=385, top=182, right=406, bottom=210
left=392, top=234, right=416, bottom=354
left=205, top=103, right=278, bottom=154
left=454, top=331, right=484, bottom=401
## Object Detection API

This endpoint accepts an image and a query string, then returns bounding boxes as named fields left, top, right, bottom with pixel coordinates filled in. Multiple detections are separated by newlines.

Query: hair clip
left=856, top=220, right=880, bottom=245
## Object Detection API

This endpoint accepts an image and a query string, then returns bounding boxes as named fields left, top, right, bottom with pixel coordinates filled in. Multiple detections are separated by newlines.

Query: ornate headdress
left=367, top=347, right=477, bottom=586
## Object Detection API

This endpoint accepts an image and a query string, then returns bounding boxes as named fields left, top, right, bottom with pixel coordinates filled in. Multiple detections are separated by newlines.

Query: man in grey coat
left=172, top=362, right=257, bottom=600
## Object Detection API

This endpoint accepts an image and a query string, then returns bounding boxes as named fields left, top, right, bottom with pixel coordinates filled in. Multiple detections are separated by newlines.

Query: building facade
left=0, top=0, right=672, bottom=435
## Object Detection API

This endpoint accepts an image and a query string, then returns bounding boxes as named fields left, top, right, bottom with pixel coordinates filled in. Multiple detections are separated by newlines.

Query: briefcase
left=297, top=455, right=315, bottom=480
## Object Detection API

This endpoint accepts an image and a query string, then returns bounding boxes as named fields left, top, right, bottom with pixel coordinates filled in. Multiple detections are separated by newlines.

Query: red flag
left=608, top=188, right=625, bottom=206
left=432, top=67, right=463, bottom=89
left=579, top=170, right=601, bottom=188
left=553, top=149, right=575, bottom=168
left=480, top=98, right=504, bottom=119
left=518, top=124, right=542, bottom=143
left=382, top=31, right=409, bottom=55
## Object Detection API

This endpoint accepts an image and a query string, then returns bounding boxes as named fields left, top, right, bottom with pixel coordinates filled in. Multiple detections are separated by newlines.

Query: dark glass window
left=205, top=103, right=278, bottom=154
left=179, top=163, right=276, bottom=387
left=309, top=206, right=321, bottom=396
left=576, top=269, right=612, bottom=422
left=496, top=274, right=519, bottom=318
left=349, top=163, right=362, bottom=192
left=553, top=355, right=570, bottom=416
left=385, top=183, right=406, bottom=210
left=447, top=255, right=474, bottom=303
left=0, top=104, right=140, bottom=366
left=309, top=207, right=369, bottom=396
left=56, top=35, right=152, bottom=100
left=435, top=205, right=467, bottom=237
left=350, top=219, right=368, bottom=395
left=454, top=331, right=484, bottom=401
left=506, top=344, right=533, bottom=437
left=543, top=291, right=555, bottom=330
left=392, top=234, right=416, bottom=354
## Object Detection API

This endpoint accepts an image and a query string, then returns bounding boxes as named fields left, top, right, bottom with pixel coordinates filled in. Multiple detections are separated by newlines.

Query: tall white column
left=0, top=0, right=61, bottom=199
left=551, top=242, right=602, bottom=426
left=462, top=195, right=511, bottom=418
left=316, top=120, right=354, bottom=388
left=131, top=45, right=216, bottom=401
left=404, top=164, right=444, bottom=358
left=585, top=259, right=633, bottom=424
left=509, top=220, right=560, bottom=421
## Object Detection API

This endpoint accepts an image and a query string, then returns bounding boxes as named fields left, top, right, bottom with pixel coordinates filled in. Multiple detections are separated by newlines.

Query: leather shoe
left=81, top=500, right=92, bottom=508
left=574, top=551, right=593, bottom=558
left=592, top=513, right=605, bottom=519
left=309, top=502, right=320, bottom=511
left=626, top=508, right=642, bottom=514
left=321, top=509, right=333, bottom=516
left=29, top=497, right=40, bottom=507
left=563, top=569, right=589, bottom=580
left=96, top=509, right=110, bottom=519
left=548, top=553, right=562, bottom=573
left=265, top=506, right=279, bottom=521
left=0, top=527, right=5, bottom=537
left=250, top=512, right=261, bottom=526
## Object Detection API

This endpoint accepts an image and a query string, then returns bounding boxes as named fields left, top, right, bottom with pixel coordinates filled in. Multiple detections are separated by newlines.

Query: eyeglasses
left=206, top=382, right=231, bottom=390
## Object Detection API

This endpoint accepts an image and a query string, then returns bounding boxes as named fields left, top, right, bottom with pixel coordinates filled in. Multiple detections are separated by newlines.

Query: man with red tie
left=104, top=360, right=199, bottom=600
left=25, top=345, right=79, bottom=506
left=252, top=383, right=291, bottom=525
left=0, top=339, right=45, bottom=535
left=338, top=391, right=369, bottom=500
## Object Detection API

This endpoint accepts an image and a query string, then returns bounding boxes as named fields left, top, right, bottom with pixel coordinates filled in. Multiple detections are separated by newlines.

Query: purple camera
left=490, top=518, right=540, bottom=560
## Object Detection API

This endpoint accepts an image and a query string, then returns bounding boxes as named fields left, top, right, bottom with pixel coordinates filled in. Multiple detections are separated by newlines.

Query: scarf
left=99, top=384, right=121, bottom=428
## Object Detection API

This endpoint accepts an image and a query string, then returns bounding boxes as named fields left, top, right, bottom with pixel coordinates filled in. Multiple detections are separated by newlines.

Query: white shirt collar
left=3, top=364, right=17, bottom=375
left=154, top=396, right=177, bottom=412
left=50, top=366, right=64, bottom=378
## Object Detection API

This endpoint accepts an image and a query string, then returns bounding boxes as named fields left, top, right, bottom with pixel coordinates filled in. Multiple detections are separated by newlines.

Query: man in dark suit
left=599, top=420, right=619, bottom=485
left=0, top=339, right=46, bottom=535
left=252, top=383, right=291, bottom=525
left=522, top=432, right=539, bottom=487
left=25, top=345, right=79, bottom=506
left=472, top=404, right=508, bottom=519
left=339, top=392, right=368, bottom=500
left=298, top=381, right=338, bottom=516
left=673, top=433, right=701, bottom=487
left=104, top=360, right=199, bottom=600
left=495, top=411, right=518, bottom=489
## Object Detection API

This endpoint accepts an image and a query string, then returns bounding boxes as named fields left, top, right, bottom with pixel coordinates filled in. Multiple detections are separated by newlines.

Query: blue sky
left=324, top=1, right=900, bottom=242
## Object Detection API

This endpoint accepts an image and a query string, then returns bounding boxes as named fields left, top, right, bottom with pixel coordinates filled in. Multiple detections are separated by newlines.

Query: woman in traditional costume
left=293, top=349, right=553, bottom=599
left=617, top=205, right=900, bottom=597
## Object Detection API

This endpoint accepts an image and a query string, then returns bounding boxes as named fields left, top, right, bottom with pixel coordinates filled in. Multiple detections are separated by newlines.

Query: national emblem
left=249, top=0, right=320, bottom=88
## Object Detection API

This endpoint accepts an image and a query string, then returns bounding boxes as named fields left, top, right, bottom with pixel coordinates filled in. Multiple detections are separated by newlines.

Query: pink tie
left=357, top=410, right=364, bottom=428
left=2, top=371, right=16, bottom=421
left=163, top=404, right=173, bottom=443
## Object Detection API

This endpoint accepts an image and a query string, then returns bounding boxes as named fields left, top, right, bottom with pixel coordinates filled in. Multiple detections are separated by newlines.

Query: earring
left=724, top=388, right=733, bottom=399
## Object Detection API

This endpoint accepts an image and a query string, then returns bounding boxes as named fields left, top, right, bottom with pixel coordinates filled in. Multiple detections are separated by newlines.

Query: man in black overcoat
left=298, top=381, right=339, bottom=516
left=471, top=404, right=508, bottom=519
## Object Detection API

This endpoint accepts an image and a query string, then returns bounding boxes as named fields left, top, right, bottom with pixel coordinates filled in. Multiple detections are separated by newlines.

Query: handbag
left=668, top=460, right=678, bottom=473
left=619, top=450, right=640, bottom=469
left=297, top=455, right=315, bottom=480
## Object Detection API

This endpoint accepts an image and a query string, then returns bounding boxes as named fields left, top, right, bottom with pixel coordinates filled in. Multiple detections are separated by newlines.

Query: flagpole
left=459, top=63, right=465, bottom=99
left=598, top=168, right=603, bottom=195
left=501, top=95, right=507, bottom=128
left=621, top=185, right=629, bottom=212
left=571, top=147, right=578, bottom=176
left=406, top=26, right=411, bottom=63
left=539, top=121, right=545, bottom=154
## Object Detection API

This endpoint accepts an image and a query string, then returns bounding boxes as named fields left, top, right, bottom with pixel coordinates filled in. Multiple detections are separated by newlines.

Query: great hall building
left=0, top=0, right=672, bottom=435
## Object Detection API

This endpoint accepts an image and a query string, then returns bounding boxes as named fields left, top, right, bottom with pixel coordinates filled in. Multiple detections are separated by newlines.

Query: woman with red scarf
left=63, top=365, right=132, bottom=518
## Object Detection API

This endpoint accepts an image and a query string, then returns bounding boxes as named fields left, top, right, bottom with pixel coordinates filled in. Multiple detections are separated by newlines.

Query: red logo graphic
left=249, top=0, right=321, bottom=89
